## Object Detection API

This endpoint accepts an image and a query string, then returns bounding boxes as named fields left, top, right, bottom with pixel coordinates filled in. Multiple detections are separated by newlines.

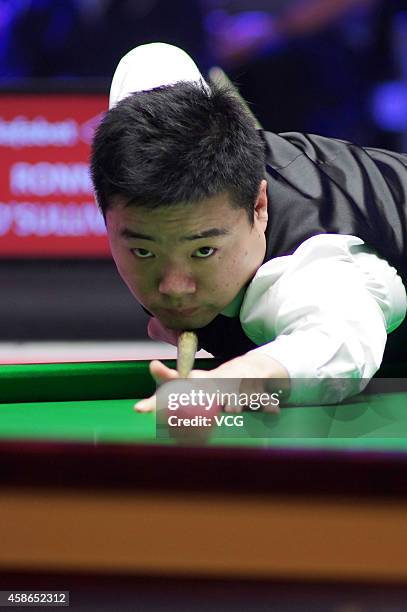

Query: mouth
left=160, top=307, right=200, bottom=317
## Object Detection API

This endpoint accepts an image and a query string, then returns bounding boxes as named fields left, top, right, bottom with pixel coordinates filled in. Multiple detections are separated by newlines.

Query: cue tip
left=177, top=331, right=198, bottom=378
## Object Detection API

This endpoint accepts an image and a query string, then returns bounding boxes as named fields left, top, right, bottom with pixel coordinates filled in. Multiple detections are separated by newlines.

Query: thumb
left=150, top=360, right=180, bottom=385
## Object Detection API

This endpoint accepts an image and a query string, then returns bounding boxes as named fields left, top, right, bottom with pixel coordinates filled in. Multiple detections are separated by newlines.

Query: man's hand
left=135, top=351, right=289, bottom=413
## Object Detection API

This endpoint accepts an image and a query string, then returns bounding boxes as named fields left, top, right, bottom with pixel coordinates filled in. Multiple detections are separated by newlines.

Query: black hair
left=91, top=81, right=266, bottom=223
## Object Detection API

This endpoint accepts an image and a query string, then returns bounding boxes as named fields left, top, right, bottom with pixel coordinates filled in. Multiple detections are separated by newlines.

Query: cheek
left=228, top=248, right=249, bottom=270
left=215, top=253, right=244, bottom=289
left=111, top=249, right=131, bottom=281
left=112, top=251, right=147, bottom=292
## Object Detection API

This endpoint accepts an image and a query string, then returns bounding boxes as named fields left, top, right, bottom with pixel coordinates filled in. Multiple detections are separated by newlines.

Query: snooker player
left=91, top=43, right=407, bottom=408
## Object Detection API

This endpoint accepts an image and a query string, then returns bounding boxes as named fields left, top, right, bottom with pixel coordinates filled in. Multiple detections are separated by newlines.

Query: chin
left=165, top=312, right=218, bottom=330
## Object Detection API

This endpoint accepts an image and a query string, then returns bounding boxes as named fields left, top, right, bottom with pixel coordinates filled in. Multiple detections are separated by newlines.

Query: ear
left=254, top=179, right=268, bottom=230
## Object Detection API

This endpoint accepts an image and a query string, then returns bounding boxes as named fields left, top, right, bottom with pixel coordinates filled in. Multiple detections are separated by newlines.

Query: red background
left=0, top=93, right=110, bottom=257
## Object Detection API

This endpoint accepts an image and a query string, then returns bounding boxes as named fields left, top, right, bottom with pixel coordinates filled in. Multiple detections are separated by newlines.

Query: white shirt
left=222, top=234, right=407, bottom=405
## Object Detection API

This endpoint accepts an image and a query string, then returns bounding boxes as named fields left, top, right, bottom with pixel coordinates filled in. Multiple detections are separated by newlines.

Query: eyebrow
left=120, top=228, right=230, bottom=241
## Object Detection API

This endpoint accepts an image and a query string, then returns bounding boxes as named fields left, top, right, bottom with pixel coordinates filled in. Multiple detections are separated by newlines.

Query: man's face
left=106, top=182, right=268, bottom=330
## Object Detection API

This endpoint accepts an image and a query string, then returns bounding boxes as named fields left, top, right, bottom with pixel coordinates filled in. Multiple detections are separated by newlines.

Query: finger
left=224, top=402, right=243, bottom=413
left=223, top=402, right=243, bottom=414
left=188, top=369, right=209, bottom=379
left=134, top=395, right=156, bottom=412
left=263, top=403, right=280, bottom=414
left=150, top=360, right=180, bottom=385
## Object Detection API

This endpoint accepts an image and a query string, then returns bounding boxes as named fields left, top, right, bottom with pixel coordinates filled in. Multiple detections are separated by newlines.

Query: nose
left=158, top=267, right=196, bottom=298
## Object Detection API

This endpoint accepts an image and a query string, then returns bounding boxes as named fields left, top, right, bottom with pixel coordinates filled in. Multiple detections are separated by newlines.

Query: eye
left=132, top=248, right=154, bottom=259
left=193, top=246, right=216, bottom=259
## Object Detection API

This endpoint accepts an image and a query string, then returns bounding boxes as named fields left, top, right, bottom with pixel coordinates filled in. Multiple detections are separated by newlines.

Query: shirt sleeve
left=240, top=234, right=407, bottom=405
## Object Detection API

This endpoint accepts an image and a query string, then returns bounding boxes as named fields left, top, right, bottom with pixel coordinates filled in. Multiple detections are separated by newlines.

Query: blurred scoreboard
left=0, top=92, right=110, bottom=257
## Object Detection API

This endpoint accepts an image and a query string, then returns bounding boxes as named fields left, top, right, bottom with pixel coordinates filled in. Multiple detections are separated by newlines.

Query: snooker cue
left=208, top=66, right=263, bottom=129
left=177, top=331, right=198, bottom=377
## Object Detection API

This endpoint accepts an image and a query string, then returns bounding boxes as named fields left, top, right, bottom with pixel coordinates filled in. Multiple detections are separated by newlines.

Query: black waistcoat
left=196, top=131, right=407, bottom=359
